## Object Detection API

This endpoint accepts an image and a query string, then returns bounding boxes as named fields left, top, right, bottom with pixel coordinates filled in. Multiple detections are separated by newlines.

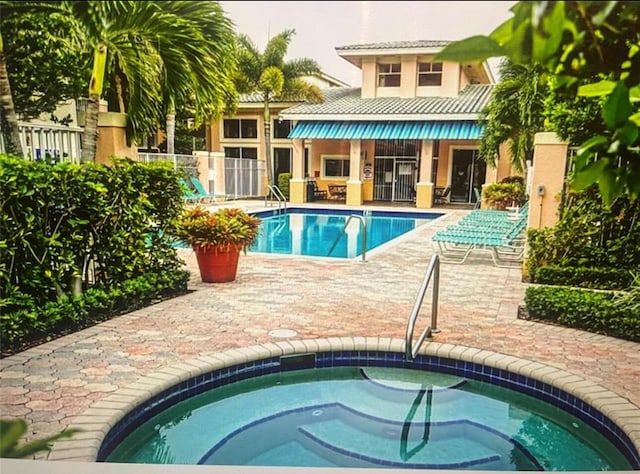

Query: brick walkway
left=1, top=205, right=638, bottom=454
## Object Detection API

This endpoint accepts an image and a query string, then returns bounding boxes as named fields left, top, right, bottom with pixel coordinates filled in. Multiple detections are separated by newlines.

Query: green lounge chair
left=189, top=176, right=218, bottom=203
left=432, top=210, right=527, bottom=267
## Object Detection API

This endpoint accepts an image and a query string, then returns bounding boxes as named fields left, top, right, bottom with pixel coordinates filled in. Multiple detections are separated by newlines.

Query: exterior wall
left=528, top=133, right=568, bottom=229
left=361, top=58, right=377, bottom=99
left=361, top=55, right=466, bottom=99
left=399, top=55, right=418, bottom=98
left=95, top=112, right=137, bottom=165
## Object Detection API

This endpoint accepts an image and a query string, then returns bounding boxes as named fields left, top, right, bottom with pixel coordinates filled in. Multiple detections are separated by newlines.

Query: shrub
left=0, top=267, right=190, bottom=355
left=481, top=182, right=527, bottom=209
left=533, top=265, right=634, bottom=290
left=525, top=187, right=640, bottom=278
left=277, top=172, right=291, bottom=199
left=0, top=154, right=185, bottom=305
left=524, top=285, right=640, bottom=342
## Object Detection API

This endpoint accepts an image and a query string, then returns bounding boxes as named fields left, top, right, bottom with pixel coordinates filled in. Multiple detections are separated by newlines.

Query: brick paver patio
left=1, top=205, right=638, bottom=457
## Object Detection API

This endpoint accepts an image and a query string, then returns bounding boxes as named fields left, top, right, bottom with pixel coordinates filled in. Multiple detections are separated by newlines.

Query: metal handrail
left=265, top=184, right=287, bottom=212
left=405, top=254, right=440, bottom=360
left=327, top=214, right=367, bottom=261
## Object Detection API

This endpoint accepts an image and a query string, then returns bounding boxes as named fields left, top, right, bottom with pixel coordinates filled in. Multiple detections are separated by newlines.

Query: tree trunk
left=0, top=34, right=24, bottom=157
left=81, top=94, right=100, bottom=163
left=115, top=73, right=126, bottom=113
left=166, top=113, right=175, bottom=155
left=82, top=43, right=107, bottom=163
left=263, top=100, right=273, bottom=187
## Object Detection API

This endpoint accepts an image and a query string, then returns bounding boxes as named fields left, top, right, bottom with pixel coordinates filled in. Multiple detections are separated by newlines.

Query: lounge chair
left=189, top=176, right=223, bottom=203
left=432, top=205, right=528, bottom=267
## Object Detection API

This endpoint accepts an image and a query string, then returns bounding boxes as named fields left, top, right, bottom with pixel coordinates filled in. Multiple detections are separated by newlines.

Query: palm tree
left=62, top=1, right=237, bottom=163
left=478, top=59, right=547, bottom=172
left=235, top=29, right=323, bottom=186
left=0, top=33, right=23, bottom=156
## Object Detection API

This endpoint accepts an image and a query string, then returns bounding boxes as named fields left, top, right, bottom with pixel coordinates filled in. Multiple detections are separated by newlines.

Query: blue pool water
left=105, top=366, right=632, bottom=470
left=249, top=208, right=440, bottom=258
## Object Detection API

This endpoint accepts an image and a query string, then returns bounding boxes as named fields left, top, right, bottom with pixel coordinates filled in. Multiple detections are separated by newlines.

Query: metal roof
left=288, top=120, right=484, bottom=140
left=335, top=40, right=452, bottom=52
left=280, top=84, right=493, bottom=120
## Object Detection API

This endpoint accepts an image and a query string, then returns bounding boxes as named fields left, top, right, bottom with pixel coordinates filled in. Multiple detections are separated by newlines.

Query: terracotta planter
left=193, top=245, right=241, bottom=283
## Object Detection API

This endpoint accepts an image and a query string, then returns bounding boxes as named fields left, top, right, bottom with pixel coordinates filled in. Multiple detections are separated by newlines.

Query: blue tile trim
left=97, top=351, right=640, bottom=469
left=251, top=207, right=443, bottom=220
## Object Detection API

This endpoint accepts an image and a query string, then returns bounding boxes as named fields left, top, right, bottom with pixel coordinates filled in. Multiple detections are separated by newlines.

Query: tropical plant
left=0, top=1, right=237, bottom=162
left=478, top=59, right=547, bottom=172
left=0, top=9, right=89, bottom=121
left=0, top=418, right=79, bottom=458
left=234, top=29, right=323, bottom=186
left=436, top=1, right=640, bottom=205
left=176, top=207, right=261, bottom=252
left=481, top=182, right=527, bottom=210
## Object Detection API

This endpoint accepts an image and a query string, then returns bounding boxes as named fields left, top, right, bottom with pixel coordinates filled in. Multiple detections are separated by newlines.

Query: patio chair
left=434, top=186, right=450, bottom=204
left=309, top=181, right=327, bottom=201
left=328, top=184, right=347, bottom=201
left=190, top=176, right=224, bottom=203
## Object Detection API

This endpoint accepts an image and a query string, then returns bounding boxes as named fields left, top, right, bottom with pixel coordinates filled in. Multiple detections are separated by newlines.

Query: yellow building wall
left=95, top=112, right=137, bottom=165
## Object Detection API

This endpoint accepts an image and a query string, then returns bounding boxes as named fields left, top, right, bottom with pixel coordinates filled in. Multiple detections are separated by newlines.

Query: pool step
left=359, top=367, right=467, bottom=403
left=298, top=415, right=506, bottom=469
left=200, top=402, right=541, bottom=470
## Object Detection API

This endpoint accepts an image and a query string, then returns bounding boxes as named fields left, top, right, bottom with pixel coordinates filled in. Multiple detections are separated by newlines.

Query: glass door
left=450, top=149, right=486, bottom=203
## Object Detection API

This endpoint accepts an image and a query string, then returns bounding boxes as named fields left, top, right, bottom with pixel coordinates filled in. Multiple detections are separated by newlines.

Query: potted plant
left=176, top=206, right=261, bottom=283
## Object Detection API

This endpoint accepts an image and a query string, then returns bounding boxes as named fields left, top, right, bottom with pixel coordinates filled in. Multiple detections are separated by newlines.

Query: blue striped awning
left=288, top=120, right=484, bottom=140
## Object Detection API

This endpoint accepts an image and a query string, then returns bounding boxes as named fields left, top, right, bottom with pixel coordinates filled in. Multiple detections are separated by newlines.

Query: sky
left=219, top=1, right=517, bottom=87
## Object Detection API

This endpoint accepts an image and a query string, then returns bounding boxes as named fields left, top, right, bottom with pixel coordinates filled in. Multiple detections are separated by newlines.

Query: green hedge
left=277, top=172, right=291, bottom=200
left=1, top=269, right=190, bottom=354
left=524, top=285, right=640, bottom=342
left=1, top=154, right=185, bottom=306
left=533, top=265, right=634, bottom=290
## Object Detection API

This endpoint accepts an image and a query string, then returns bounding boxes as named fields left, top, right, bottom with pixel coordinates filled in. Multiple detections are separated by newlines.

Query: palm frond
left=263, top=29, right=294, bottom=68
left=279, top=79, right=323, bottom=103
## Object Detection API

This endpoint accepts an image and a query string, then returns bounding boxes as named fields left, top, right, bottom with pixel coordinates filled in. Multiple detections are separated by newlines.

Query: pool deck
left=1, top=201, right=639, bottom=462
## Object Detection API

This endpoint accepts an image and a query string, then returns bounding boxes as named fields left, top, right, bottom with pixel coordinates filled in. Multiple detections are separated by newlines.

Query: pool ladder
left=327, top=214, right=367, bottom=261
left=405, top=254, right=440, bottom=361
left=265, top=185, right=287, bottom=213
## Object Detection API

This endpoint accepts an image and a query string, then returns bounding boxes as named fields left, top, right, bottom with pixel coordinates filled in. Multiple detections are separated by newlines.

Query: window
left=377, top=63, right=401, bottom=87
left=223, top=119, right=258, bottom=139
left=224, top=147, right=258, bottom=159
left=418, top=62, right=443, bottom=86
left=273, top=119, right=292, bottom=139
left=273, top=147, right=292, bottom=180
left=323, top=157, right=350, bottom=178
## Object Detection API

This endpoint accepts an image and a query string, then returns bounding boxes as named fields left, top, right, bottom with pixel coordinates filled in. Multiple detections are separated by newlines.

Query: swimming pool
left=249, top=207, right=441, bottom=258
left=95, top=344, right=640, bottom=470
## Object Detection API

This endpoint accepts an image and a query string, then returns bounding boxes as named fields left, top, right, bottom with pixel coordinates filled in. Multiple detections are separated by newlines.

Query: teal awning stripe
left=288, top=120, right=484, bottom=140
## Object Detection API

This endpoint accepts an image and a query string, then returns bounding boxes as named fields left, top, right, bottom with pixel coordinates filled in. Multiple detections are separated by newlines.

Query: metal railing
left=265, top=184, right=287, bottom=212
left=1, top=121, right=83, bottom=162
left=327, top=214, right=368, bottom=261
left=405, top=254, right=441, bottom=360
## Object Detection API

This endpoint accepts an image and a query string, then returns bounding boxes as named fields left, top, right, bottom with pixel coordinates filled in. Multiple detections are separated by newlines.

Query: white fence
left=223, top=157, right=264, bottom=198
left=2, top=124, right=266, bottom=199
left=0, top=121, right=83, bottom=162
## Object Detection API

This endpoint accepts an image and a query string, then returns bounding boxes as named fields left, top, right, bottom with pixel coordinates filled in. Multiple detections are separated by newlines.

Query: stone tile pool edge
left=48, top=337, right=640, bottom=467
